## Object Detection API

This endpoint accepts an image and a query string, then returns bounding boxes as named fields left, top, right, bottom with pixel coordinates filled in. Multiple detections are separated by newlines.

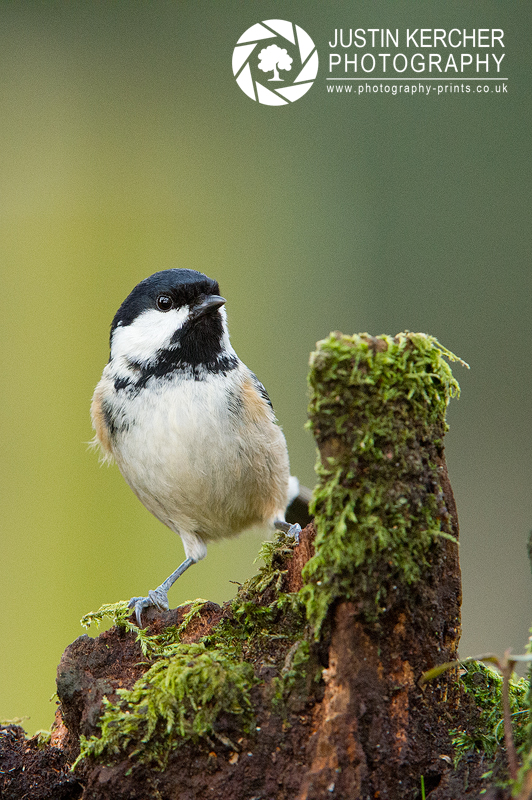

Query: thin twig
left=500, top=655, right=519, bottom=782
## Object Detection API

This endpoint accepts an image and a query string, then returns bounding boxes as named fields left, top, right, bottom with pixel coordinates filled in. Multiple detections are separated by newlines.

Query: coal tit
left=91, top=269, right=300, bottom=626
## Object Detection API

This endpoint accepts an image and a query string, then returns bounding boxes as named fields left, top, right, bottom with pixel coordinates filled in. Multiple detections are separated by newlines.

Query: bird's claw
left=288, top=523, right=301, bottom=545
left=128, top=587, right=169, bottom=627
left=274, top=520, right=302, bottom=545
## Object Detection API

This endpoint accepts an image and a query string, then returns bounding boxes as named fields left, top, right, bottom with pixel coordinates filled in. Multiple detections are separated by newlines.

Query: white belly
left=107, top=372, right=290, bottom=546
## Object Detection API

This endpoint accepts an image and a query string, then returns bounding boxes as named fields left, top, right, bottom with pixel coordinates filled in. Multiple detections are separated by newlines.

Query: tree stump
left=299, top=331, right=464, bottom=798
left=3, top=331, right=483, bottom=800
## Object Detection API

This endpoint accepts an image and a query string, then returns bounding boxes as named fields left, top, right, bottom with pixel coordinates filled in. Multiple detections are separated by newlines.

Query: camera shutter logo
left=232, top=20, right=318, bottom=106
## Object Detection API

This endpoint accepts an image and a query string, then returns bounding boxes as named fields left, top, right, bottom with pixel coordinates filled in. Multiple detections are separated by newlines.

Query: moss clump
left=226, top=532, right=306, bottom=650
left=81, top=598, right=210, bottom=659
left=245, top=532, right=299, bottom=597
left=514, top=631, right=532, bottom=789
left=185, top=532, right=306, bottom=670
left=75, top=533, right=308, bottom=768
left=74, top=641, right=255, bottom=768
left=451, top=661, right=529, bottom=769
left=34, top=729, right=52, bottom=748
left=272, top=639, right=312, bottom=712
left=301, top=331, right=467, bottom=632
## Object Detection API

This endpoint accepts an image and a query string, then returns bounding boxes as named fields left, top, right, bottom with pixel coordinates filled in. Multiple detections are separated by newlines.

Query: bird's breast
left=97, top=369, right=290, bottom=540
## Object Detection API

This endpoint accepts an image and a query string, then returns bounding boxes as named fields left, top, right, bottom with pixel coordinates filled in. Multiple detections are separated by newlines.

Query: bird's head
left=109, top=269, right=236, bottom=378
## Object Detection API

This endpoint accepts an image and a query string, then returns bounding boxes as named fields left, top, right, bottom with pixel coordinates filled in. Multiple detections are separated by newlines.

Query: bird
left=91, top=268, right=301, bottom=626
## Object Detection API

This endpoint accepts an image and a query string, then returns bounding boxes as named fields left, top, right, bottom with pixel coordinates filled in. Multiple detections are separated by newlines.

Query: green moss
left=228, top=531, right=306, bottom=647
left=82, top=598, right=210, bottom=659
left=81, top=601, right=134, bottom=631
left=301, top=331, right=467, bottom=632
left=451, top=661, right=529, bottom=769
left=169, top=533, right=306, bottom=672
left=272, top=639, right=312, bottom=711
left=75, top=533, right=307, bottom=768
left=34, top=729, right=52, bottom=748
left=74, top=641, right=255, bottom=769
left=515, top=631, right=532, bottom=790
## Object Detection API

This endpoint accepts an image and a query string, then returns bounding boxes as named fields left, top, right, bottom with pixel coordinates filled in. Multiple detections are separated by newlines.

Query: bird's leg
left=274, top=519, right=301, bottom=544
left=128, top=556, right=196, bottom=628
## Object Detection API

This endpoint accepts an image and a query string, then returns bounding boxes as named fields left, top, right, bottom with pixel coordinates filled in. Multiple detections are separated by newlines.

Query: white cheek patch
left=219, top=307, right=237, bottom=358
left=111, top=306, right=189, bottom=364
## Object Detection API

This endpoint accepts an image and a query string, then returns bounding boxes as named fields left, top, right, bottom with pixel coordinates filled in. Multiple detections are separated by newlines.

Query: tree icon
left=258, top=44, right=293, bottom=82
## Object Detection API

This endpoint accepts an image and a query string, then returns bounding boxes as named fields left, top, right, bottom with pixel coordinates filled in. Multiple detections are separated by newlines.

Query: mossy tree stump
left=299, top=331, right=464, bottom=798
left=1, top=331, right=474, bottom=800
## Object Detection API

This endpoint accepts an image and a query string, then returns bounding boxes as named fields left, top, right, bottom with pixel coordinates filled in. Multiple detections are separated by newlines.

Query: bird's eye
left=156, top=294, right=173, bottom=312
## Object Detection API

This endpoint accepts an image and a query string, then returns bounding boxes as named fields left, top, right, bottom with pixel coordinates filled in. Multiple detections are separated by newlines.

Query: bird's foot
left=274, top=520, right=302, bottom=545
left=127, top=557, right=196, bottom=628
left=128, top=586, right=169, bottom=628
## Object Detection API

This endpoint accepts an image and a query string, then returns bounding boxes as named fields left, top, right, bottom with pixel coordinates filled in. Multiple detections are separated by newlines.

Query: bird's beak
left=190, top=295, right=226, bottom=321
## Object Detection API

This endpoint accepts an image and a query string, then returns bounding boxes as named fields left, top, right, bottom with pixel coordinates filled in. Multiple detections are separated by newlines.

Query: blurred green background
left=1, top=1, right=530, bottom=734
